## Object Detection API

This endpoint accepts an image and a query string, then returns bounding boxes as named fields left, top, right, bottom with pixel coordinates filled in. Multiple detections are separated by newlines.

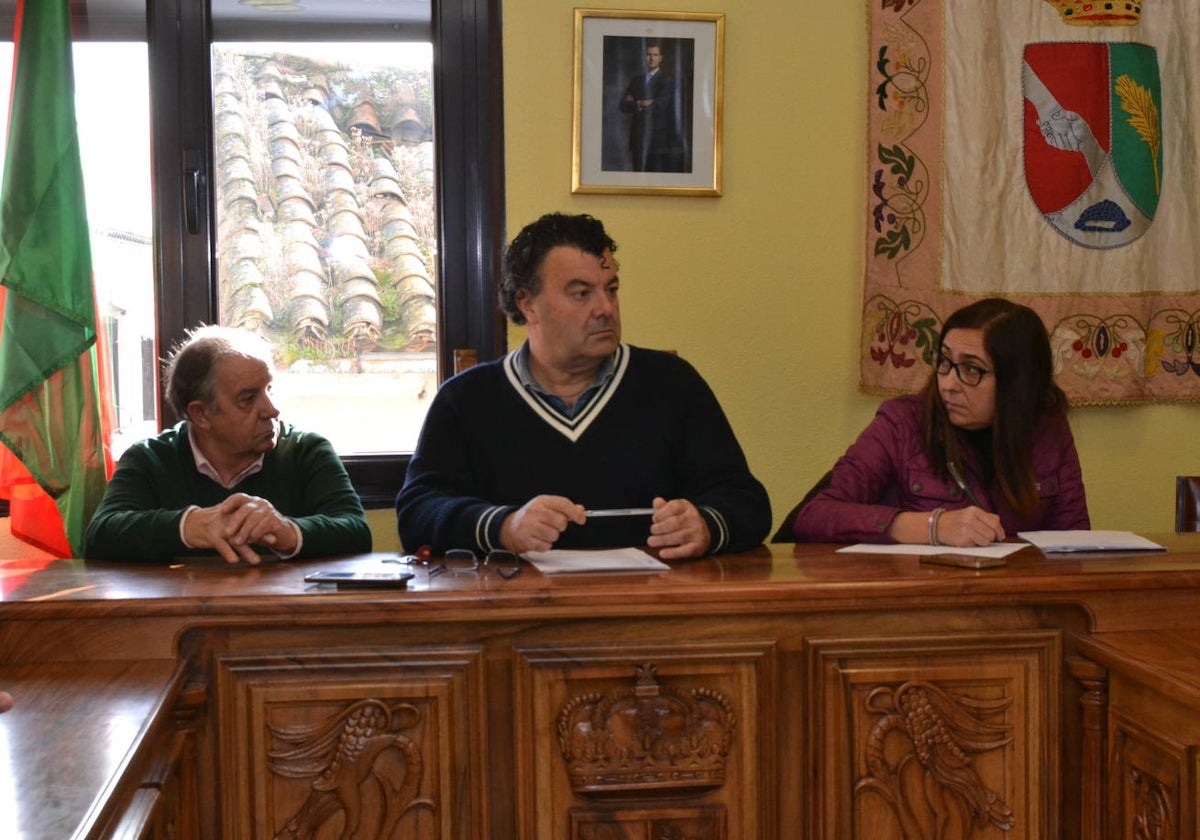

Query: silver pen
left=584, top=507, right=655, bottom=518
left=946, top=461, right=985, bottom=508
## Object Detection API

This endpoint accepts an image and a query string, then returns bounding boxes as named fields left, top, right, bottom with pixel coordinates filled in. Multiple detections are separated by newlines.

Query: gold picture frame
left=572, top=9, right=724, bottom=196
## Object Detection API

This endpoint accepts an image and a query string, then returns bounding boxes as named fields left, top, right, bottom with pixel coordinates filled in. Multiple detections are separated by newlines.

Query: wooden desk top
left=2, top=534, right=1200, bottom=631
left=0, top=659, right=183, bottom=840
left=2, top=535, right=1199, bottom=839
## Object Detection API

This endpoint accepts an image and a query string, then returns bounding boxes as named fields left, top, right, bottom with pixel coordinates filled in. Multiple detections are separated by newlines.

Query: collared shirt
left=189, top=426, right=266, bottom=489
left=510, top=342, right=618, bottom=419
left=179, top=426, right=302, bottom=557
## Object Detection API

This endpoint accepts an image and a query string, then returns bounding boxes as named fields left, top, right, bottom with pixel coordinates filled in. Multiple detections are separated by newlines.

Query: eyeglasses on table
left=390, top=546, right=522, bottom=579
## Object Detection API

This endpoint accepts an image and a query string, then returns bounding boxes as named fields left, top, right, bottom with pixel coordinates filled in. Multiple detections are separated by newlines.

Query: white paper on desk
left=522, top=547, right=669, bottom=574
left=836, top=542, right=1025, bottom=558
left=1017, top=530, right=1166, bottom=552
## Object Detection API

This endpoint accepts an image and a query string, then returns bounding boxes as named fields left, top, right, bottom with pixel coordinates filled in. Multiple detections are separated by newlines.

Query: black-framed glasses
left=390, top=546, right=522, bottom=579
left=439, top=548, right=523, bottom=579
left=935, top=355, right=991, bottom=386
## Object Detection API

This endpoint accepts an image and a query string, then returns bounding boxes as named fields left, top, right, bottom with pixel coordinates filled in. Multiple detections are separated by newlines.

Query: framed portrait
left=572, top=9, right=724, bottom=196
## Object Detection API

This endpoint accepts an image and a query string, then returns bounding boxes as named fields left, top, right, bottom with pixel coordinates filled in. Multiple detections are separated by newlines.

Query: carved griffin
left=267, top=698, right=434, bottom=839
left=855, top=680, right=1015, bottom=839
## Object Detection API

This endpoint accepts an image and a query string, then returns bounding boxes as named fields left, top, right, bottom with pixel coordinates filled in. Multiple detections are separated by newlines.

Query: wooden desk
left=0, top=660, right=188, bottom=840
left=3, top=537, right=1200, bottom=839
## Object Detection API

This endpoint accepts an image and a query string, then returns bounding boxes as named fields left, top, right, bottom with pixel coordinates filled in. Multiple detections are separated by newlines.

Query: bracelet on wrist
left=928, top=507, right=946, bottom=546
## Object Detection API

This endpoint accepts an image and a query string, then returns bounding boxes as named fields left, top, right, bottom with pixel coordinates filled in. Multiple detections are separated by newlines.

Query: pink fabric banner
left=862, top=0, right=1200, bottom=404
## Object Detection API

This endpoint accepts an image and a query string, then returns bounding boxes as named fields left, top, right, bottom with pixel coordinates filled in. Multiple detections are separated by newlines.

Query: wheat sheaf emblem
left=1115, top=74, right=1160, bottom=195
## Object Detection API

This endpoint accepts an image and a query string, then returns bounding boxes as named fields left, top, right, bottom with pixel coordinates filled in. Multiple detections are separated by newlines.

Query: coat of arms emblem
left=1023, top=42, right=1161, bottom=248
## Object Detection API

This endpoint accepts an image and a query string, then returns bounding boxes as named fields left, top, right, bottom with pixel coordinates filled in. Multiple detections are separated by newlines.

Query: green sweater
left=84, top=422, right=371, bottom=562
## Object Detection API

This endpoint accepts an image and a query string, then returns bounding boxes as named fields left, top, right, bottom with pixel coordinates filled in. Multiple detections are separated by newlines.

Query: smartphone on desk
left=304, top=570, right=416, bottom=589
left=920, top=553, right=1007, bottom=570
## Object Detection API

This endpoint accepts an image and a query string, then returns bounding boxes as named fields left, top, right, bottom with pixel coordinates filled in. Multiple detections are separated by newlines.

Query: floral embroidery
left=863, top=0, right=1200, bottom=405
left=865, top=297, right=939, bottom=370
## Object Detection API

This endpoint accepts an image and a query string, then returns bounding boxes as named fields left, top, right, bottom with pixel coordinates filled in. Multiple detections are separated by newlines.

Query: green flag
left=0, top=0, right=112, bottom=557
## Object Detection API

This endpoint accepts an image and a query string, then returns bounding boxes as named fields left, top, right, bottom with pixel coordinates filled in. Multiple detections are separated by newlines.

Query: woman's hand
left=936, top=506, right=1005, bottom=546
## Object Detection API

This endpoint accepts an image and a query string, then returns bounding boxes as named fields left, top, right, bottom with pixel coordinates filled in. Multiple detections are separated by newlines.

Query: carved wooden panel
left=1068, top=655, right=1109, bottom=840
left=1107, top=710, right=1188, bottom=840
left=808, top=631, right=1060, bottom=840
left=214, top=647, right=485, bottom=840
left=513, top=642, right=776, bottom=840
left=145, top=731, right=198, bottom=840
left=570, top=805, right=726, bottom=839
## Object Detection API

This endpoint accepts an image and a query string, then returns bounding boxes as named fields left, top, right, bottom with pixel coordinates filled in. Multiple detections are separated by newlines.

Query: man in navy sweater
left=396, top=212, right=770, bottom=558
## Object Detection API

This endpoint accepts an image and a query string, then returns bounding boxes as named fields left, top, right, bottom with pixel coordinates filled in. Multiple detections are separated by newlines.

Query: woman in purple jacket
left=793, top=298, right=1089, bottom=546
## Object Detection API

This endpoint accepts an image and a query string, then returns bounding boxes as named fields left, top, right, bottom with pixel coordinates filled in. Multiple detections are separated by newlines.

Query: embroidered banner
left=863, top=0, right=1200, bottom=404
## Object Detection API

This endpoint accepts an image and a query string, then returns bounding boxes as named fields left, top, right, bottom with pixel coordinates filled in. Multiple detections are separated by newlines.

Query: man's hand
left=0, top=690, right=12, bottom=713
left=647, top=497, right=711, bottom=559
left=183, top=493, right=299, bottom=564
left=500, top=495, right=586, bottom=553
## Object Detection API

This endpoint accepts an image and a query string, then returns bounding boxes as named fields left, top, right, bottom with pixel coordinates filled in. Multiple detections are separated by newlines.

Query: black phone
left=304, top=570, right=416, bottom=589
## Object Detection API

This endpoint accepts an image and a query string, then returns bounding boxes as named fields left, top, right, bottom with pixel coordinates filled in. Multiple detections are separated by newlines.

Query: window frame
left=149, top=0, right=506, bottom=507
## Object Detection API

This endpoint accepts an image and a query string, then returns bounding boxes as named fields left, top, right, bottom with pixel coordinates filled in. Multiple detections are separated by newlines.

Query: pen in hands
left=935, top=506, right=1006, bottom=547
left=501, top=494, right=712, bottom=559
left=501, top=495, right=586, bottom=554
left=647, top=496, right=711, bottom=559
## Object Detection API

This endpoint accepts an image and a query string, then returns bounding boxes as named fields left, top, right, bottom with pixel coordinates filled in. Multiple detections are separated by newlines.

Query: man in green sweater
left=85, top=326, right=371, bottom=564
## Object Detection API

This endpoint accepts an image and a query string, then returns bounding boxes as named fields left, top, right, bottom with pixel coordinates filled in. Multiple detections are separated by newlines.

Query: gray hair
left=162, top=325, right=274, bottom=418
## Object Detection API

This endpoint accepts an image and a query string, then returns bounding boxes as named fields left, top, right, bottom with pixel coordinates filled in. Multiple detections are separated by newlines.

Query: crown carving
left=555, top=663, right=736, bottom=794
left=1042, top=0, right=1142, bottom=25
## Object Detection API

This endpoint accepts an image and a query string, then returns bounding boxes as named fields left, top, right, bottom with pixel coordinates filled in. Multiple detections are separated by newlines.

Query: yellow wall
left=489, top=1, right=1200, bottom=539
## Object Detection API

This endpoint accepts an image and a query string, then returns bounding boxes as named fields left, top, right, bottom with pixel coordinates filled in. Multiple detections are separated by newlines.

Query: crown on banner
left=1043, top=0, right=1142, bottom=25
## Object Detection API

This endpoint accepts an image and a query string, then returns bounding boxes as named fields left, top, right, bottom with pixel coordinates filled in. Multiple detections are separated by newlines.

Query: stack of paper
left=522, top=547, right=669, bottom=574
left=836, top=543, right=1024, bottom=559
left=1017, top=530, right=1165, bottom=553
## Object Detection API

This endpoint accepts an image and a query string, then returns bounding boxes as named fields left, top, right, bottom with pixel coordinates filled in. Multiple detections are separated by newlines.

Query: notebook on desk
left=1017, top=530, right=1166, bottom=553
left=522, top=547, right=669, bottom=574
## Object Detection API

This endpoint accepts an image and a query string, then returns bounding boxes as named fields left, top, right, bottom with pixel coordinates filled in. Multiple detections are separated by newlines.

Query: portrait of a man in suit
left=601, top=38, right=693, bottom=173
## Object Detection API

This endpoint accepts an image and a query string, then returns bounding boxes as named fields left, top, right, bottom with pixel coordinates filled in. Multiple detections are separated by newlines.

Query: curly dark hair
left=499, top=213, right=618, bottom=325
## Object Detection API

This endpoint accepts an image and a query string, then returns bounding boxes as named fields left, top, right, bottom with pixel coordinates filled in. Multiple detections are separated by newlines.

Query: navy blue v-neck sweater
left=396, top=344, right=771, bottom=555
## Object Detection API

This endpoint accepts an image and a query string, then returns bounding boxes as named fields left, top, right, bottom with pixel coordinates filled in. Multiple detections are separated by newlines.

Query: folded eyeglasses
left=392, top=546, right=522, bottom=579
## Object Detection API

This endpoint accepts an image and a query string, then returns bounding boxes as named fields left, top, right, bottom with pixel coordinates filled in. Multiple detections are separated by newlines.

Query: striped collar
left=504, top=343, right=630, bottom=442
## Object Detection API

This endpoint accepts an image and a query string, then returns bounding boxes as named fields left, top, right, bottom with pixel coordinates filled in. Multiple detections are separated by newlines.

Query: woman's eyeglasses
left=935, top=355, right=991, bottom=386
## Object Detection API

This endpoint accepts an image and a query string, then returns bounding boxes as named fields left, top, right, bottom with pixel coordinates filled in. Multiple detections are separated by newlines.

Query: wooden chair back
left=771, top=469, right=833, bottom=543
left=1176, top=476, right=1200, bottom=532
left=452, top=349, right=478, bottom=375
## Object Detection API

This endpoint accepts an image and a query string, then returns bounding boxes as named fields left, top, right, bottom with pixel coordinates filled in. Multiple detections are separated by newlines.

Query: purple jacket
left=793, top=394, right=1089, bottom=543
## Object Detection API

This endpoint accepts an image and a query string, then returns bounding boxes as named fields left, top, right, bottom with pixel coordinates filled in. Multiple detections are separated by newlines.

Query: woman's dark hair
left=499, top=213, right=617, bottom=325
left=920, top=297, right=1067, bottom=516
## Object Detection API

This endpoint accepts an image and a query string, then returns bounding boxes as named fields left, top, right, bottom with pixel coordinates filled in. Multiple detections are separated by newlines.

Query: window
left=208, top=41, right=439, bottom=455
left=0, top=0, right=505, bottom=507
